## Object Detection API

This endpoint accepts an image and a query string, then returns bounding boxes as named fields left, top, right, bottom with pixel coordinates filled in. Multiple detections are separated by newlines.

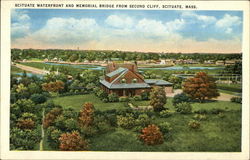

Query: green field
left=51, top=94, right=241, bottom=152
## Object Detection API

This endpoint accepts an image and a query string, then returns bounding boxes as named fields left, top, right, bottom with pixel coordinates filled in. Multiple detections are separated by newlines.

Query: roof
left=106, top=67, right=128, bottom=77
left=100, top=79, right=151, bottom=89
left=144, top=79, right=173, bottom=86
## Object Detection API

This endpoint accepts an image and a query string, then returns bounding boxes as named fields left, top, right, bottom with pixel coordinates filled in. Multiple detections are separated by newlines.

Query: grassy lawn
left=11, top=66, right=26, bottom=73
left=90, top=111, right=241, bottom=152
left=52, top=94, right=128, bottom=111
left=49, top=94, right=241, bottom=151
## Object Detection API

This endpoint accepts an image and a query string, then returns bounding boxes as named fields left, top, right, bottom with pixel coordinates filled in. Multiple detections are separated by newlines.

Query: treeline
left=11, top=48, right=242, bottom=62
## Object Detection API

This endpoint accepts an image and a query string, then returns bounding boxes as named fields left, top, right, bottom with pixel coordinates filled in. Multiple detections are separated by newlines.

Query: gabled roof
left=106, top=67, right=128, bottom=78
left=144, top=79, right=173, bottom=86
left=100, top=79, right=151, bottom=89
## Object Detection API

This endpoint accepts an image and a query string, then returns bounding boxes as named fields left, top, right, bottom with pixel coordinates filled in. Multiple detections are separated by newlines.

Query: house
left=216, top=60, right=225, bottom=65
left=100, top=63, right=173, bottom=97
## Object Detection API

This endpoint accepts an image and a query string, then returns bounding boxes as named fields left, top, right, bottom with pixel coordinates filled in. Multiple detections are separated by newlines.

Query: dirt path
left=14, top=63, right=47, bottom=75
left=169, top=89, right=234, bottom=101
left=39, top=108, right=45, bottom=151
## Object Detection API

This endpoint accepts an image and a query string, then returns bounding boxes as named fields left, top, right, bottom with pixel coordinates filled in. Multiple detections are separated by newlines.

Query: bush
left=193, top=114, right=207, bottom=121
left=175, top=102, right=192, bottom=114
left=135, top=114, right=151, bottom=127
left=141, top=91, right=150, bottom=100
left=188, top=120, right=201, bottom=129
left=172, top=93, right=190, bottom=106
left=158, top=122, right=172, bottom=134
left=139, top=124, right=164, bottom=145
left=159, top=109, right=175, bottom=118
left=133, top=95, right=142, bottom=101
left=108, top=93, right=119, bottom=102
left=230, top=97, right=242, bottom=104
left=117, top=113, right=136, bottom=129
left=30, top=94, right=47, bottom=104
left=47, top=127, right=62, bottom=149
left=119, top=96, right=129, bottom=102
left=59, top=131, right=88, bottom=151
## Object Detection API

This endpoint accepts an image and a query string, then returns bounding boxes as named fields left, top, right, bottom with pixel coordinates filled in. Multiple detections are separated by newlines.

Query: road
left=14, top=63, right=47, bottom=75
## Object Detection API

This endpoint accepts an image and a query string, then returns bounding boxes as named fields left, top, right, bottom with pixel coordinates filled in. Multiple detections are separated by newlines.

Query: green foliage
left=168, top=76, right=182, bottom=89
left=30, top=94, right=47, bottom=104
left=172, top=93, right=191, bottom=106
left=230, top=97, right=242, bottom=104
left=158, top=122, right=172, bottom=134
left=108, top=93, right=119, bottom=102
left=188, top=120, right=201, bottom=129
left=135, top=114, right=151, bottom=127
left=117, top=113, right=136, bottom=129
left=193, top=114, right=207, bottom=121
left=11, top=99, right=37, bottom=116
left=27, top=83, right=42, bottom=94
left=175, top=102, right=192, bottom=114
left=10, top=127, right=41, bottom=150
left=159, top=109, right=175, bottom=118
left=133, top=95, right=142, bottom=101
left=150, top=87, right=167, bottom=112
left=141, top=91, right=150, bottom=100
left=119, top=96, right=129, bottom=102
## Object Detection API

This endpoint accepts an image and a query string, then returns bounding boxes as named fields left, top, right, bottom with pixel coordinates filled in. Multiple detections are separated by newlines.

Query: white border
left=1, top=1, right=249, bottom=160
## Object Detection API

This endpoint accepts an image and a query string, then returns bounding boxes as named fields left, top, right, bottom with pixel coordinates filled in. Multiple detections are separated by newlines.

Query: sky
left=11, top=9, right=243, bottom=53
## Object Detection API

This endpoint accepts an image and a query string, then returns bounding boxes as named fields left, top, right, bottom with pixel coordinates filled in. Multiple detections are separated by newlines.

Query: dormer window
left=132, top=78, right=137, bottom=83
left=121, top=79, right=126, bottom=83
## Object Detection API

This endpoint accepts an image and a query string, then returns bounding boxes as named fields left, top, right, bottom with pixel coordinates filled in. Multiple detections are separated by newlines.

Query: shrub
left=158, top=122, right=172, bottom=134
left=218, top=112, right=226, bottom=118
left=175, top=102, right=192, bottom=114
left=119, top=96, right=129, bottom=102
left=59, top=131, right=88, bottom=151
left=30, top=94, right=47, bottom=104
left=133, top=95, right=142, bottom=101
left=150, top=87, right=167, bottom=112
left=141, top=91, right=150, bottom=100
left=108, top=93, right=119, bottom=102
left=17, top=118, right=35, bottom=129
left=193, top=114, right=207, bottom=121
left=159, top=109, right=175, bottom=118
left=230, top=97, right=242, bottom=104
left=47, top=127, right=63, bottom=149
left=117, top=113, right=136, bottom=129
left=139, top=124, right=164, bottom=145
left=79, top=102, right=95, bottom=127
left=135, top=114, right=151, bottom=127
left=43, top=107, right=62, bottom=128
left=188, top=120, right=201, bottom=129
left=172, top=93, right=190, bottom=106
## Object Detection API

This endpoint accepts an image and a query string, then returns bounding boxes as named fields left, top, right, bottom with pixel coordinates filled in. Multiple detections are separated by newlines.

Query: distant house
left=216, top=60, right=225, bottom=65
left=225, top=60, right=237, bottom=66
left=100, top=63, right=173, bottom=97
left=204, top=60, right=215, bottom=64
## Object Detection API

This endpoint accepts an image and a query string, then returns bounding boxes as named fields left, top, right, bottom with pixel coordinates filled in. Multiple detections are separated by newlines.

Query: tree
left=150, top=87, right=167, bottom=112
left=30, top=94, right=47, bottom=104
left=59, top=131, right=88, bottom=151
left=183, top=72, right=219, bottom=103
left=79, top=103, right=95, bottom=127
left=139, top=124, right=164, bottom=145
left=42, top=80, right=64, bottom=93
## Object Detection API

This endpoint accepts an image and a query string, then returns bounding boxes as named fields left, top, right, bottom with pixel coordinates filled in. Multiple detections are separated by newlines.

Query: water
left=15, top=73, right=43, bottom=78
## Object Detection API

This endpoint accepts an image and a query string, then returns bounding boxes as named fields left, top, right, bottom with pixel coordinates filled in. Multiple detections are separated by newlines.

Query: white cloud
left=165, top=19, right=185, bottom=31
left=135, top=18, right=169, bottom=38
left=11, top=10, right=31, bottom=39
left=216, top=14, right=241, bottom=28
left=105, top=15, right=134, bottom=29
left=31, top=17, right=99, bottom=45
left=181, top=11, right=216, bottom=27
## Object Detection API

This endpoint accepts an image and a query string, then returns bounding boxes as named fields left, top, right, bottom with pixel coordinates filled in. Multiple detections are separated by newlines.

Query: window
left=121, top=78, right=126, bottom=83
left=132, top=78, right=137, bottom=83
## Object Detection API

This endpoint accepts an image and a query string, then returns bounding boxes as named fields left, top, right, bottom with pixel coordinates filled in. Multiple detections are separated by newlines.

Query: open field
left=51, top=94, right=241, bottom=152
